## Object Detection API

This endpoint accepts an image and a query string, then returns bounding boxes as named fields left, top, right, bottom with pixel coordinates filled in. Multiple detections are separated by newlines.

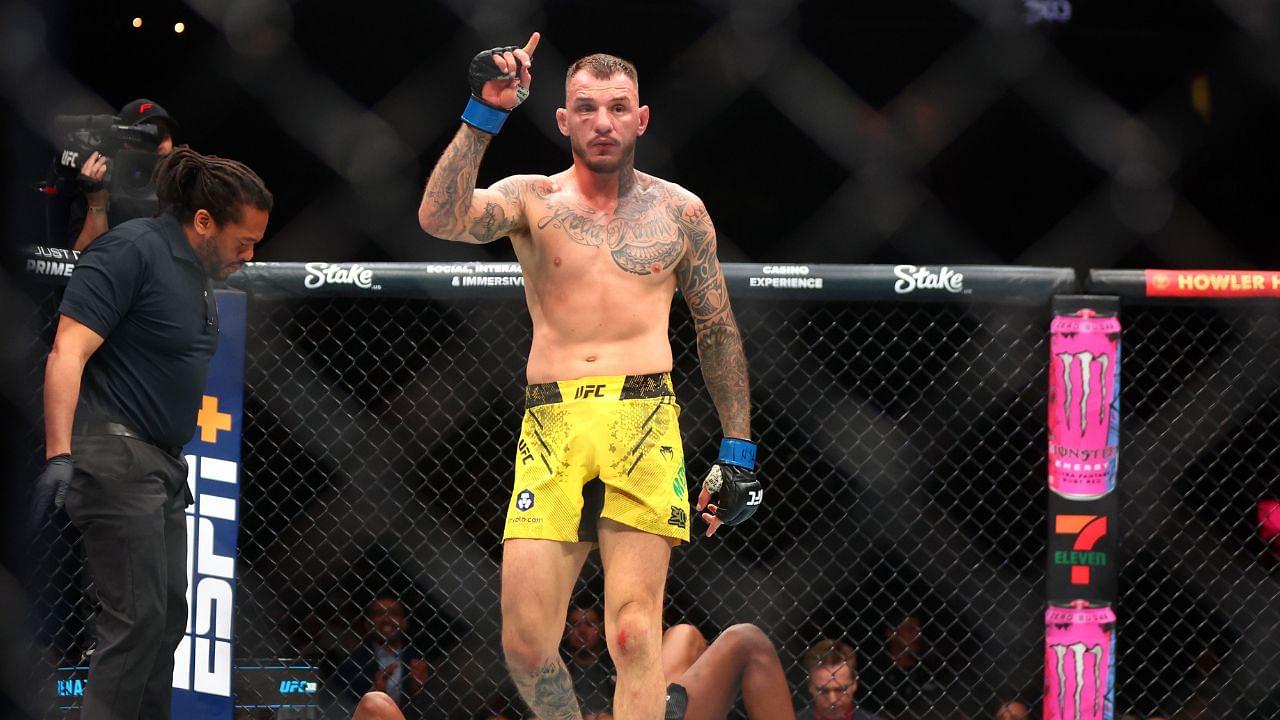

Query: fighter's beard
left=571, top=137, right=636, bottom=177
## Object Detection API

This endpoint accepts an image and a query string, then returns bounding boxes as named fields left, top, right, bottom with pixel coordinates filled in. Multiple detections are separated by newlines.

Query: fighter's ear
left=637, top=105, right=650, bottom=135
left=556, top=107, right=569, bottom=136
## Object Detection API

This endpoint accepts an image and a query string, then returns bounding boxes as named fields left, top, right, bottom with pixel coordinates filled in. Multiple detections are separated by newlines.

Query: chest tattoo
left=536, top=190, right=685, bottom=276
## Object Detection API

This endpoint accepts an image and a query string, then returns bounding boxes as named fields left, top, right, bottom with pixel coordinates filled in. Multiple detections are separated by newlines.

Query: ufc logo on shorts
left=747, top=489, right=763, bottom=506
left=573, top=384, right=606, bottom=399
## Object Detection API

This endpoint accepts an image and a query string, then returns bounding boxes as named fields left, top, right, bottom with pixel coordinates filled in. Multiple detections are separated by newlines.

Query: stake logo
left=303, top=262, right=380, bottom=290
left=892, top=265, right=966, bottom=294
left=1054, top=351, right=1112, bottom=436
left=1049, top=642, right=1104, bottom=720
left=1053, top=515, right=1108, bottom=585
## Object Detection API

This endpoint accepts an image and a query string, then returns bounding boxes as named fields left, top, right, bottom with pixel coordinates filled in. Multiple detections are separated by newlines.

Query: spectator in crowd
left=993, top=698, right=1028, bottom=720
left=564, top=604, right=615, bottom=713
left=797, top=638, right=880, bottom=720
left=863, top=611, right=959, bottom=719
left=336, top=594, right=445, bottom=718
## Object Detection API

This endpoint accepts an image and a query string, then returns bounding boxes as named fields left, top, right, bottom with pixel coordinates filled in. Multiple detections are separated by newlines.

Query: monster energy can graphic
left=1049, top=309, right=1121, bottom=499
left=1045, top=602, right=1116, bottom=720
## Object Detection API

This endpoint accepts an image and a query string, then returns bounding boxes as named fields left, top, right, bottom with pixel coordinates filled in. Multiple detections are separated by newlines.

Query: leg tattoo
left=513, top=659, right=582, bottom=720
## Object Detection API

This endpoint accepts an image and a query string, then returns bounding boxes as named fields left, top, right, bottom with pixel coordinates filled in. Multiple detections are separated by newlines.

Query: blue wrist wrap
left=461, top=97, right=509, bottom=135
left=718, top=437, right=757, bottom=469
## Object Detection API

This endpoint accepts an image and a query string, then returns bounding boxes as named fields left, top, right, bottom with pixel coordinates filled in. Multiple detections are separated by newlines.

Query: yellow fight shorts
left=503, top=372, right=690, bottom=544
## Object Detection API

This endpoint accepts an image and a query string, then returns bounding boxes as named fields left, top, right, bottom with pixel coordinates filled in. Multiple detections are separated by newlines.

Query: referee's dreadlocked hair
left=153, top=145, right=272, bottom=226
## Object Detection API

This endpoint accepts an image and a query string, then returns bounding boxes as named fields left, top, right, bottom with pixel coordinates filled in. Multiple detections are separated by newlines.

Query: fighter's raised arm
left=417, top=32, right=540, bottom=243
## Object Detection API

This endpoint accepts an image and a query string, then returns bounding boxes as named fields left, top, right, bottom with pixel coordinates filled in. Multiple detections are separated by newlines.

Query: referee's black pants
left=65, top=433, right=191, bottom=720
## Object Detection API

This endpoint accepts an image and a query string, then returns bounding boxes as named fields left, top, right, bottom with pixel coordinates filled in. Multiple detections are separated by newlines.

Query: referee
left=31, top=146, right=271, bottom=719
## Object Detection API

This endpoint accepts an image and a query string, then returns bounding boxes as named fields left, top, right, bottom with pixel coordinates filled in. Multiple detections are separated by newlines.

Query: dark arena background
left=4, top=1, right=1280, bottom=719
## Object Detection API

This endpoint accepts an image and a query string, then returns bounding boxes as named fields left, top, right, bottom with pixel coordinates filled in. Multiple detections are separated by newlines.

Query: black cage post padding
left=1046, top=296, right=1121, bottom=607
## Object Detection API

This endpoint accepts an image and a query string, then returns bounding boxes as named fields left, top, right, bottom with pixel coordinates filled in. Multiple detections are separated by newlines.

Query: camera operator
left=51, top=98, right=178, bottom=251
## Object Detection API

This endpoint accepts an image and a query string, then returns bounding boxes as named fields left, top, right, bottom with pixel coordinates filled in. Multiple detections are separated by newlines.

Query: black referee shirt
left=59, top=212, right=219, bottom=449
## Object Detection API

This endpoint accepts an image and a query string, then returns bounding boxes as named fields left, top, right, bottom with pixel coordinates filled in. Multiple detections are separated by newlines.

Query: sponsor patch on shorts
left=516, top=489, right=535, bottom=512
left=668, top=505, right=688, bottom=529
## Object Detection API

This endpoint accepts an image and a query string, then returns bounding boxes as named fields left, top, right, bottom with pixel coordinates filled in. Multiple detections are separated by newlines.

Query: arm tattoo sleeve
left=421, top=126, right=525, bottom=242
left=674, top=203, right=752, bottom=439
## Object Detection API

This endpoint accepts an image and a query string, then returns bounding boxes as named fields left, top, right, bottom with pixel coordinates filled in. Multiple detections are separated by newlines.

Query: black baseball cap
left=118, top=98, right=178, bottom=133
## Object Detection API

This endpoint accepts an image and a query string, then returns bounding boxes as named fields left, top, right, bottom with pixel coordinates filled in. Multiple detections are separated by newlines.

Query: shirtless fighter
left=417, top=32, right=763, bottom=720
left=352, top=624, right=795, bottom=720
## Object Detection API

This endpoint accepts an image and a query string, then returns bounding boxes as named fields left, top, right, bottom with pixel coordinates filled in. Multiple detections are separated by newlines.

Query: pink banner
left=1045, top=603, right=1116, bottom=720
left=1049, top=311, right=1121, bottom=499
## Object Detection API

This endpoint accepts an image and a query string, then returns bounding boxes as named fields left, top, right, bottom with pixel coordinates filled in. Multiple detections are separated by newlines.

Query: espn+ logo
left=172, top=454, right=238, bottom=697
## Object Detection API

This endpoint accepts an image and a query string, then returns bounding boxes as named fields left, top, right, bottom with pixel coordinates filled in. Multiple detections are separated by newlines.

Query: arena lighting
left=174, top=21, right=185, bottom=33
left=131, top=17, right=142, bottom=28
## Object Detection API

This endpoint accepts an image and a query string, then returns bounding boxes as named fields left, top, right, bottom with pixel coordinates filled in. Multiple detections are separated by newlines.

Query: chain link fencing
left=1113, top=301, right=1280, bottom=719
left=16, top=263, right=1279, bottom=719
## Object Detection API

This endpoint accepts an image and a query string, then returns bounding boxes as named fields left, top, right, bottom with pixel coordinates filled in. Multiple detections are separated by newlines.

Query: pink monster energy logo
left=1049, top=642, right=1105, bottom=720
left=1055, top=351, right=1112, bottom=436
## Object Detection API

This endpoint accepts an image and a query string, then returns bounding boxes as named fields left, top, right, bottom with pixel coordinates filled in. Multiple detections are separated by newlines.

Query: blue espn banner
left=172, top=289, right=245, bottom=719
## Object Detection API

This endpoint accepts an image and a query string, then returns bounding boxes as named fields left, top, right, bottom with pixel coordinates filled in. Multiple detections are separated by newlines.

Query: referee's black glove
left=29, top=454, right=73, bottom=533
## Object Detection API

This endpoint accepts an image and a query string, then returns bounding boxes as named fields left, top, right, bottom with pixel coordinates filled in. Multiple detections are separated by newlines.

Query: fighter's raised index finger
left=522, top=31, right=540, bottom=57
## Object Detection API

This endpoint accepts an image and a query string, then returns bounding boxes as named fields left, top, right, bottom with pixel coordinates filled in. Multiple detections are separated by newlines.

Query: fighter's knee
left=609, top=600, right=661, bottom=662
left=501, top=627, right=549, bottom=673
left=663, top=624, right=708, bottom=655
left=354, top=691, right=398, bottom=720
left=720, top=623, right=774, bottom=657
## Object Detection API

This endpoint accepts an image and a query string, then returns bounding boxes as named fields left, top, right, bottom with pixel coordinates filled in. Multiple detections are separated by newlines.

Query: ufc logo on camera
left=171, top=291, right=246, bottom=719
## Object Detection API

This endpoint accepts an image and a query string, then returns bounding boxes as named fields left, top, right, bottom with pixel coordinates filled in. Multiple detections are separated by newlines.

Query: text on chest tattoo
left=534, top=192, right=684, bottom=275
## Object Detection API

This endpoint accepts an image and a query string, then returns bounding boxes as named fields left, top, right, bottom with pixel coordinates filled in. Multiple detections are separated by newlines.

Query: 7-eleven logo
left=1054, top=515, right=1108, bottom=585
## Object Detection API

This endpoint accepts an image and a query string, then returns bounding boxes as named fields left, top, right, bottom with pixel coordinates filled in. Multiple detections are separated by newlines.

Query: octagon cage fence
left=17, top=256, right=1280, bottom=720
